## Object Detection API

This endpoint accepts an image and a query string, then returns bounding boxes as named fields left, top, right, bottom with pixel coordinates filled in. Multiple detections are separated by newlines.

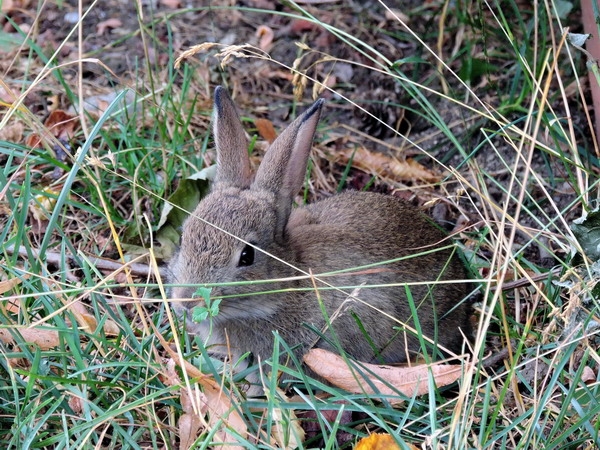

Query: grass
left=1, top=0, right=599, bottom=448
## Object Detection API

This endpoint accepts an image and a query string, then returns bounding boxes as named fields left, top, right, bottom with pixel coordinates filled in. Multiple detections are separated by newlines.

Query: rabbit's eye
left=238, top=244, right=255, bottom=267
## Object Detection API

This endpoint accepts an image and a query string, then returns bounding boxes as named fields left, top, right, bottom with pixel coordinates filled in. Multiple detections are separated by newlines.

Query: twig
left=501, top=267, right=561, bottom=291
left=5, top=244, right=167, bottom=278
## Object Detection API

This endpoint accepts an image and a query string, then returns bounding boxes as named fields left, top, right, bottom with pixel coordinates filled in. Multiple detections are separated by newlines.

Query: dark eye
left=238, top=244, right=255, bottom=267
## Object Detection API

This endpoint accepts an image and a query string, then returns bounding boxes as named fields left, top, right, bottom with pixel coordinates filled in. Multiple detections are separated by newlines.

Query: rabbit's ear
left=213, top=86, right=252, bottom=189
left=253, top=98, right=324, bottom=200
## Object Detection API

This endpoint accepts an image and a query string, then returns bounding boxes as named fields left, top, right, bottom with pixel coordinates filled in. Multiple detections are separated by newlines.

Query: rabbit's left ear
left=253, top=99, right=324, bottom=201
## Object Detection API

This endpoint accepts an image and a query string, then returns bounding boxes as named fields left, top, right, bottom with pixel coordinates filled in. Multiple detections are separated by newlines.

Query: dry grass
left=1, top=0, right=599, bottom=448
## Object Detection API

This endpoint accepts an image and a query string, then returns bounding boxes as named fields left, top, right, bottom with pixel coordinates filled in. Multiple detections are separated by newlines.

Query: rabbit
left=168, top=86, right=472, bottom=390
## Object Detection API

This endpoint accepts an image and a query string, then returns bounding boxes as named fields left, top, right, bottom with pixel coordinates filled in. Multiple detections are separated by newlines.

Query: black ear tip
left=302, top=98, right=325, bottom=122
left=214, top=86, right=225, bottom=110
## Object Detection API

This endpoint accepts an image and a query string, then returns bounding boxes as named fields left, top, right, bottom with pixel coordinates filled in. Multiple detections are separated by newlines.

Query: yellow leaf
left=355, top=433, right=410, bottom=450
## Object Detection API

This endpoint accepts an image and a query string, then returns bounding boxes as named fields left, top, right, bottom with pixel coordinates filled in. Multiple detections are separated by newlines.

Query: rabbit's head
left=168, top=87, right=324, bottom=322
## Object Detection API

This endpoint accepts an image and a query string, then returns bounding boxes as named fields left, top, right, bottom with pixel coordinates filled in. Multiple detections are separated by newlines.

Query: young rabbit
left=169, top=87, right=471, bottom=387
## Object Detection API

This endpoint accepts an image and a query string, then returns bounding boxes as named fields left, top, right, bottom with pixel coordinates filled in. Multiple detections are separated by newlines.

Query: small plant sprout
left=191, top=287, right=221, bottom=322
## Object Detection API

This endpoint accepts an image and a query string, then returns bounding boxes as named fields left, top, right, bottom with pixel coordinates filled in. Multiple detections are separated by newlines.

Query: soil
left=4, top=1, right=588, bottom=230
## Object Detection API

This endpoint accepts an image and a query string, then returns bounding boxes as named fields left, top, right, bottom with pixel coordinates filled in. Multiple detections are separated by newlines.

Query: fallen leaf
left=246, top=0, right=275, bottom=8
left=581, top=366, right=596, bottom=384
left=290, top=18, right=319, bottom=34
left=304, top=348, right=465, bottom=404
left=355, top=433, right=399, bottom=450
left=68, top=394, right=84, bottom=414
left=0, top=327, right=60, bottom=350
left=159, top=353, right=247, bottom=449
left=29, top=187, right=59, bottom=222
left=156, top=166, right=213, bottom=258
left=339, top=147, right=440, bottom=183
left=26, top=110, right=78, bottom=148
left=179, top=412, right=203, bottom=449
left=43, top=110, right=78, bottom=140
left=0, top=121, right=23, bottom=142
left=268, top=388, right=305, bottom=449
left=160, top=0, right=181, bottom=8
left=256, top=25, right=274, bottom=52
left=68, top=300, right=120, bottom=336
left=96, top=18, right=122, bottom=36
left=255, top=118, right=277, bottom=143
left=0, top=274, right=29, bottom=295
left=355, top=433, right=411, bottom=450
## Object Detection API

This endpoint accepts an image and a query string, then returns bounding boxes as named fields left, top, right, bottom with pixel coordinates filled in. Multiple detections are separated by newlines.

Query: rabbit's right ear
left=212, top=86, right=252, bottom=189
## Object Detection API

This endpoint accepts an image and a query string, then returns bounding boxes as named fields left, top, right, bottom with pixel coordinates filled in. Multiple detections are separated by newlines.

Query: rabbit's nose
left=171, top=287, right=201, bottom=311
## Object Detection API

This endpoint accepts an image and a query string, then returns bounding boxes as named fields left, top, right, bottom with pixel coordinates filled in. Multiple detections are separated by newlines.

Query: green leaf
left=155, top=165, right=215, bottom=257
left=571, top=209, right=600, bottom=262
left=191, top=288, right=221, bottom=323
left=193, top=286, right=212, bottom=302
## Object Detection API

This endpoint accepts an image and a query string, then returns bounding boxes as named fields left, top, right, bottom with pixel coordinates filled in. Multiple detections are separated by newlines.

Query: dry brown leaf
left=0, top=274, right=29, bottom=295
left=179, top=410, right=203, bottom=450
left=68, top=394, right=84, bottom=414
left=1, top=0, right=13, bottom=12
left=165, top=360, right=207, bottom=449
left=246, top=0, right=275, bottom=8
left=581, top=366, right=596, bottom=384
left=304, top=348, right=465, bottom=404
left=96, top=18, right=123, bottom=36
left=0, top=327, right=60, bottom=350
left=0, top=121, right=23, bottom=143
left=256, top=25, right=274, bottom=52
left=160, top=0, right=181, bottom=8
left=268, top=387, right=305, bottom=449
left=255, top=118, right=277, bottom=143
left=159, top=352, right=247, bottom=449
left=68, top=300, right=120, bottom=336
left=42, top=110, right=78, bottom=140
left=355, top=433, right=406, bottom=450
left=2, top=297, right=21, bottom=314
left=26, top=110, right=78, bottom=148
left=339, top=147, right=440, bottom=183
left=290, top=18, right=320, bottom=34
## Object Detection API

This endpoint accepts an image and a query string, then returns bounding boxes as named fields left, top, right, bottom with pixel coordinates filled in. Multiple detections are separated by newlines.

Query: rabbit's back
left=285, top=190, right=470, bottom=362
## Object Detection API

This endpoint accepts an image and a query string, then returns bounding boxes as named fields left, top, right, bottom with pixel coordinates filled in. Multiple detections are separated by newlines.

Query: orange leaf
left=255, top=118, right=277, bottom=143
left=355, top=433, right=406, bottom=450
left=304, top=348, right=465, bottom=404
left=26, top=110, right=79, bottom=148
left=43, top=110, right=78, bottom=140
left=339, top=147, right=440, bottom=183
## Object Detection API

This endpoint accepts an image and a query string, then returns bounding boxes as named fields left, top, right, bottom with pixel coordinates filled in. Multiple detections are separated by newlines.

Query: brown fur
left=169, top=87, right=471, bottom=386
